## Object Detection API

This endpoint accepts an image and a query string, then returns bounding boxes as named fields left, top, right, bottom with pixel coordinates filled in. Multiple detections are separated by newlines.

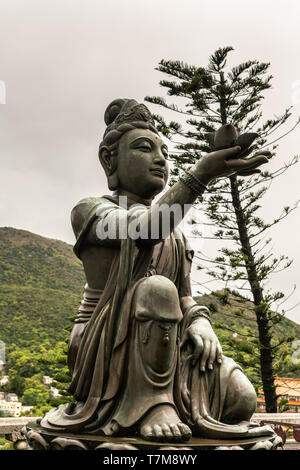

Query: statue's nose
left=153, top=150, right=166, bottom=166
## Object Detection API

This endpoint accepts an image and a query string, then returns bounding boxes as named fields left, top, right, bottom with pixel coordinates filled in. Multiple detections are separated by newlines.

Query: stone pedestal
left=22, top=422, right=283, bottom=450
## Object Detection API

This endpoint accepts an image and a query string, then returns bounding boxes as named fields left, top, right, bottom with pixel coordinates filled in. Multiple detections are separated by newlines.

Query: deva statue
left=41, top=99, right=273, bottom=443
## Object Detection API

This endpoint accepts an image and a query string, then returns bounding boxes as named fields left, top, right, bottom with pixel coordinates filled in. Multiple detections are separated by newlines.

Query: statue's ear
left=99, top=146, right=119, bottom=190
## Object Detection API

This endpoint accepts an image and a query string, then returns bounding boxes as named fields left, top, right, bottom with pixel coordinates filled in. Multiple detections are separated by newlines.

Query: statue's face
left=116, top=128, right=169, bottom=199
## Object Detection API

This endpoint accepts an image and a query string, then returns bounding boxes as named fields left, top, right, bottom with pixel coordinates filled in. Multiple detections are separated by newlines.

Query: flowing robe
left=41, top=196, right=252, bottom=438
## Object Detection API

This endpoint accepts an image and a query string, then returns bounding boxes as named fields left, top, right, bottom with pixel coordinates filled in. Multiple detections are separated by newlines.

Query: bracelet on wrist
left=179, top=170, right=209, bottom=197
left=186, top=170, right=209, bottom=190
left=190, top=310, right=211, bottom=325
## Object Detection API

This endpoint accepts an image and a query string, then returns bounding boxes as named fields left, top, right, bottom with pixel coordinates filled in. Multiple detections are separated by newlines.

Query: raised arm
left=86, top=145, right=268, bottom=247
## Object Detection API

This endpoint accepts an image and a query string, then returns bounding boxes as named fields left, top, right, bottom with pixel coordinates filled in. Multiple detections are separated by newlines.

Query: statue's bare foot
left=140, top=405, right=192, bottom=442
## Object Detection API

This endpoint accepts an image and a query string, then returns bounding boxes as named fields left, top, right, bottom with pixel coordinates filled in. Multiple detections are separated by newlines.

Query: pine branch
left=259, top=118, right=300, bottom=150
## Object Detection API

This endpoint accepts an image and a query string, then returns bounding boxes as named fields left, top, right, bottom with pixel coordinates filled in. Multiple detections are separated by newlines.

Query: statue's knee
left=223, top=369, right=257, bottom=422
left=244, top=385, right=257, bottom=414
left=237, top=382, right=257, bottom=416
left=134, top=275, right=182, bottom=322
left=133, top=276, right=181, bottom=373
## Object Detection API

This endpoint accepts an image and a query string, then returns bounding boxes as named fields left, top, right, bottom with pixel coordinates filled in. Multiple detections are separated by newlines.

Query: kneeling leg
left=221, top=368, right=257, bottom=424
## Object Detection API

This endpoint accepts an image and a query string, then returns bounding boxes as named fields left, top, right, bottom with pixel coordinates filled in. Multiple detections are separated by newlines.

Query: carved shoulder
left=71, top=196, right=120, bottom=258
left=71, top=197, right=108, bottom=240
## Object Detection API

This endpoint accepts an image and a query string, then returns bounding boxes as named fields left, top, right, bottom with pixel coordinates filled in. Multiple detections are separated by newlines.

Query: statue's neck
left=113, top=189, right=153, bottom=208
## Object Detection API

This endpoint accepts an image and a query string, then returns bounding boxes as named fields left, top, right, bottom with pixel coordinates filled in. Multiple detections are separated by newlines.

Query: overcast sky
left=1, top=0, right=300, bottom=323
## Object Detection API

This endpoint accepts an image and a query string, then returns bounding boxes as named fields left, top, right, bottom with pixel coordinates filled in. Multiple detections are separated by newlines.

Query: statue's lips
left=149, top=168, right=166, bottom=178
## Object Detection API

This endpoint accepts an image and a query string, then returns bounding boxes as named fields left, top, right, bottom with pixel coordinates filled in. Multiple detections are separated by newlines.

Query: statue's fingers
left=246, top=154, right=269, bottom=167
left=253, top=150, right=272, bottom=158
left=199, top=340, right=210, bottom=371
left=191, top=337, right=204, bottom=367
left=217, top=146, right=241, bottom=160
left=208, top=341, right=217, bottom=370
left=238, top=145, right=256, bottom=158
left=216, top=344, right=223, bottom=364
left=227, top=155, right=268, bottom=172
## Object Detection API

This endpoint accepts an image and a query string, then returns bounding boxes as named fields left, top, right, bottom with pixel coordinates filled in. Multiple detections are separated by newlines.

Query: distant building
left=43, top=376, right=61, bottom=398
left=0, top=392, right=26, bottom=417
left=0, top=399, right=22, bottom=417
left=6, top=393, right=18, bottom=402
left=50, top=386, right=60, bottom=398
left=43, top=376, right=53, bottom=385
left=257, top=377, right=300, bottom=412
left=21, top=405, right=34, bottom=415
left=0, top=375, right=9, bottom=386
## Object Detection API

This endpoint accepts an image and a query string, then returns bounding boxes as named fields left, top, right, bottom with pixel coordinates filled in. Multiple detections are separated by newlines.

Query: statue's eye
left=138, top=144, right=152, bottom=152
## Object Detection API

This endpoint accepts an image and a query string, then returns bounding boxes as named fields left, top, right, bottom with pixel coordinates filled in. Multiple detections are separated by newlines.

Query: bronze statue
left=40, top=98, right=273, bottom=443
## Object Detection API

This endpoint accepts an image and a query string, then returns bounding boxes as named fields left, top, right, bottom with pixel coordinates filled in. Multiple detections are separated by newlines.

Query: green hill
left=0, top=227, right=85, bottom=348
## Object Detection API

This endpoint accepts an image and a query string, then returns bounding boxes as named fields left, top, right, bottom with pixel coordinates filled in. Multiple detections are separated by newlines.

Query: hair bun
left=104, top=99, right=126, bottom=126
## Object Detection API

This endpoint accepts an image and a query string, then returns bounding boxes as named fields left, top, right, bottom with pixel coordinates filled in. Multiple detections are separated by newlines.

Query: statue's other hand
left=197, top=147, right=270, bottom=184
left=181, top=318, right=223, bottom=371
left=226, top=149, right=270, bottom=177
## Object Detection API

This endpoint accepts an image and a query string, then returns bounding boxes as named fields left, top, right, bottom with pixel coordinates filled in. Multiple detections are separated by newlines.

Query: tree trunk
left=229, top=175, right=277, bottom=412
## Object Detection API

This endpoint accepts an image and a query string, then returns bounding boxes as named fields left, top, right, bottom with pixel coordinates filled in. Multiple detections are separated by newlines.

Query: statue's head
left=99, top=99, right=169, bottom=199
